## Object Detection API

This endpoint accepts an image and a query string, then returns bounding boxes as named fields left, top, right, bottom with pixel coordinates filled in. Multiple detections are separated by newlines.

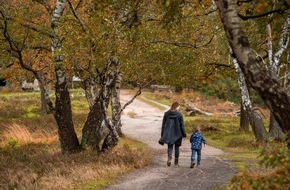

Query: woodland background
left=0, top=0, right=290, bottom=189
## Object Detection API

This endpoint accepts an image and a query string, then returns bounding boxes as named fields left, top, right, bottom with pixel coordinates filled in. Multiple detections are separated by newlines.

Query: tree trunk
left=269, top=114, right=284, bottom=141
left=111, top=69, right=122, bottom=136
left=266, top=19, right=289, bottom=142
left=239, top=101, right=250, bottom=133
left=101, top=57, right=120, bottom=150
left=233, top=54, right=268, bottom=142
left=40, top=89, right=49, bottom=115
left=215, top=0, right=290, bottom=145
left=83, top=77, right=99, bottom=110
left=36, top=72, right=52, bottom=115
left=54, top=76, right=80, bottom=153
left=81, top=99, right=105, bottom=150
left=51, top=0, right=80, bottom=153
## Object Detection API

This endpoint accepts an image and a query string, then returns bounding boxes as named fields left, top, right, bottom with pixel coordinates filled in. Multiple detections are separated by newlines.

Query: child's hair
left=194, top=127, right=201, bottom=132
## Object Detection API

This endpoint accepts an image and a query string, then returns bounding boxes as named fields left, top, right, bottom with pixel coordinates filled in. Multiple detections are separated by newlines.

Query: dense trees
left=1, top=0, right=289, bottom=152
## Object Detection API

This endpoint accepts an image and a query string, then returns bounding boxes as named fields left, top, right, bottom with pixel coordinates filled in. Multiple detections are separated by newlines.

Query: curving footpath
left=105, top=91, right=236, bottom=190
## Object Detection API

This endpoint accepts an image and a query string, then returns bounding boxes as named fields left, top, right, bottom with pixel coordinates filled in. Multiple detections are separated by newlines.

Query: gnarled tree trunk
left=101, top=57, right=120, bottom=151
left=233, top=55, right=268, bottom=142
left=215, top=0, right=290, bottom=146
left=269, top=114, right=284, bottom=141
left=81, top=99, right=105, bottom=150
left=51, top=0, right=80, bottom=153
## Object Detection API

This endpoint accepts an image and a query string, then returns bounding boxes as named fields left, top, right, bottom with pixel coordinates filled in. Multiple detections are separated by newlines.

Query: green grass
left=184, top=115, right=276, bottom=172
left=0, top=89, right=151, bottom=190
left=142, top=92, right=171, bottom=107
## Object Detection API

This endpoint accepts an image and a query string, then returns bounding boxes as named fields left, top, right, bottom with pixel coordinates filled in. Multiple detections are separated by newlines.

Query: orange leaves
left=256, top=0, right=269, bottom=13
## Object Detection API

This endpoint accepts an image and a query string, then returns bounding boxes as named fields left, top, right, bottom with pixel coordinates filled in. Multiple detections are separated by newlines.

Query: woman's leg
left=174, top=144, right=180, bottom=159
left=168, top=144, right=173, bottom=157
left=167, top=144, right=173, bottom=166
left=174, top=144, right=180, bottom=165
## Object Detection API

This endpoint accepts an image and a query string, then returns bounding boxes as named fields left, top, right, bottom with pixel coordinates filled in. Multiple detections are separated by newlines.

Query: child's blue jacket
left=190, top=132, right=206, bottom=150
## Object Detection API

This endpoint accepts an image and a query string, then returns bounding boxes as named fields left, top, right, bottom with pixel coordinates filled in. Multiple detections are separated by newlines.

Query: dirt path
left=105, top=91, right=236, bottom=190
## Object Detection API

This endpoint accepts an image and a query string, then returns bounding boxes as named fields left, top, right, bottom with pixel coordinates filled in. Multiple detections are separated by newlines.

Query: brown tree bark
left=81, top=99, right=105, bottom=151
left=269, top=114, right=284, bottom=141
left=54, top=76, right=80, bottom=153
left=215, top=0, right=290, bottom=145
left=51, top=0, right=80, bottom=153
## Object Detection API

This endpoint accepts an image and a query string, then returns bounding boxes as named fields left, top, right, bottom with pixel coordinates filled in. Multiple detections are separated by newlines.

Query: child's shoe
left=190, top=162, right=195, bottom=168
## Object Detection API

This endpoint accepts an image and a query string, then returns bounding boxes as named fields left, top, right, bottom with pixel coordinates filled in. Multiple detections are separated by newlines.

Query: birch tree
left=50, top=0, right=80, bottom=153
left=215, top=0, right=290, bottom=146
left=233, top=56, right=268, bottom=141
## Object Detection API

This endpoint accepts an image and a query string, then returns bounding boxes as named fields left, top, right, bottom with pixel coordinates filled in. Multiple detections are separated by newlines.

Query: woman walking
left=159, top=102, right=186, bottom=166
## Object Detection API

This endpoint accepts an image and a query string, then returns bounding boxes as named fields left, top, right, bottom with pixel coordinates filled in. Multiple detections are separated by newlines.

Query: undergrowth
left=0, top=90, right=150, bottom=190
left=0, top=137, right=150, bottom=190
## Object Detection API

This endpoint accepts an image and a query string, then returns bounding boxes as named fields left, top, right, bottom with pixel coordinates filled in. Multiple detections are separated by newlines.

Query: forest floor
left=105, top=90, right=237, bottom=190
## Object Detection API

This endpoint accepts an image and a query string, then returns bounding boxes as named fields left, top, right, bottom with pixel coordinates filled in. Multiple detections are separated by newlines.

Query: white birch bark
left=272, top=14, right=290, bottom=78
left=51, top=0, right=80, bottom=153
left=214, top=0, right=290, bottom=139
left=233, top=56, right=268, bottom=141
left=266, top=16, right=290, bottom=140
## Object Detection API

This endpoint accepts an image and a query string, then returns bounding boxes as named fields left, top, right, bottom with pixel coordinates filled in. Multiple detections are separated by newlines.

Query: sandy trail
left=105, top=90, right=236, bottom=190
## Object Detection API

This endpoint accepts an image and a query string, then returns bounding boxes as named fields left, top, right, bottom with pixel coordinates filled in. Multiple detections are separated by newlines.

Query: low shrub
left=227, top=146, right=289, bottom=190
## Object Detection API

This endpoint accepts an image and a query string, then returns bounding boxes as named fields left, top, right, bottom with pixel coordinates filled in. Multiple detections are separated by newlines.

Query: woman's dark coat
left=160, top=110, right=186, bottom=146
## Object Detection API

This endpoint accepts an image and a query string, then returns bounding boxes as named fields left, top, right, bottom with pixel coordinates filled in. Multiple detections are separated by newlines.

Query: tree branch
left=32, top=0, right=52, bottom=15
left=18, top=21, right=55, bottom=38
left=238, top=5, right=290, bottom=20
left=119, top=80, right=153, bottom=115
left=67, top=0, right=86, bottom=32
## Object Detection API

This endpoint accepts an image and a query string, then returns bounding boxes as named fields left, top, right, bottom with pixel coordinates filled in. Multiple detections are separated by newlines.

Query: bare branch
left=32, top=0, right=52, bottom=15
left=151, top=33, right=214, bottom=49
left=75, top=0, right=83, bottom=10
left=18, top=22, right=55, bottom=38
left=152, top=40, right=198, bottom=48
left=119, top=80, right=153, bottom=115
left=29, top=45, right=51, bottom=51
left=238, top=5, right=290, bottom=20
left=207, top=62, right=234, bottom=69
left=67, top=0, right=86, bottom=32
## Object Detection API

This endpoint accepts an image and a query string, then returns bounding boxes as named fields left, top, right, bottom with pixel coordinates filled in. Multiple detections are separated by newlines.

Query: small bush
left=227, top=146, right=290, bottom=190
left=8, top=138, right=19, bottom=148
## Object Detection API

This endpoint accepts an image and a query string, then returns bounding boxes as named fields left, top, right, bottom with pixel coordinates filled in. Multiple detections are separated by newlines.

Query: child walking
left=190, top=127, right=206, bottom=168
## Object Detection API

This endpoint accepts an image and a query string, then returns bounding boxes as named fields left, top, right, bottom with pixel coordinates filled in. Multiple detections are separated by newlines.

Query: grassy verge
left=0, top=136, right=150, bottom=190
left=184, top=116, right=262, bottom=170
left=0, top=90, right=151, bottom=190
